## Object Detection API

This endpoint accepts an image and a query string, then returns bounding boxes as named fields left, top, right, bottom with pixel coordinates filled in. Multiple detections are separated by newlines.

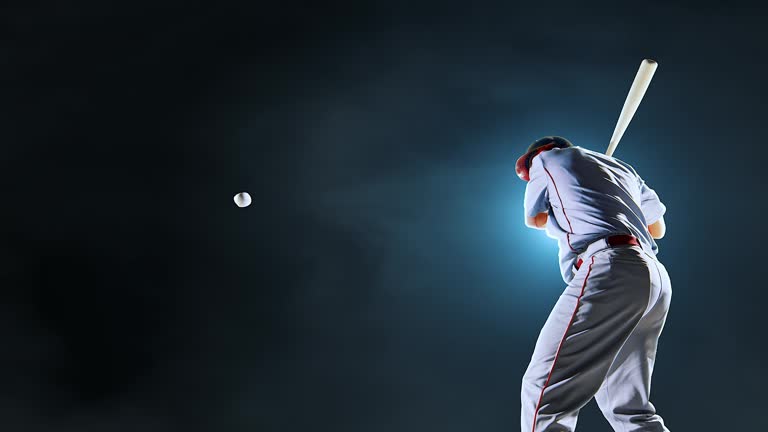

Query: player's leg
left=594, top=257, right=672, bottom=432
left=521, top=250, right=652, bottom=432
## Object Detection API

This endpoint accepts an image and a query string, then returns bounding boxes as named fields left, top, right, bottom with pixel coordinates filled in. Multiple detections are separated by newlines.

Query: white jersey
left=523, top=146, right=666, bottom=283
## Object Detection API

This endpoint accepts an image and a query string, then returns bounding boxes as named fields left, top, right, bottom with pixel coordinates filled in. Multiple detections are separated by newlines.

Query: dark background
left=2, top=1, right=765, bottom=431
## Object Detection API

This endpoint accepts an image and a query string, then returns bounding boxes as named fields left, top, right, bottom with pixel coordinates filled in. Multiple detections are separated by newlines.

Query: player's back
left=535, top=146, right=660, bottom=256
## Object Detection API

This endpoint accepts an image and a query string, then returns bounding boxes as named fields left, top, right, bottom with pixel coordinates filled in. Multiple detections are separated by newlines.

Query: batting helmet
left=515, top=136, right=574, bottom=181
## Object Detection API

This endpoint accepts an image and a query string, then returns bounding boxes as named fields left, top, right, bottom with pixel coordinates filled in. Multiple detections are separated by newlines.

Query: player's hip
left=568, top=244, right=671, bottom=310
left=570, top=236, right=668, bottom=285
left=571, top=234, right=652, bottom=272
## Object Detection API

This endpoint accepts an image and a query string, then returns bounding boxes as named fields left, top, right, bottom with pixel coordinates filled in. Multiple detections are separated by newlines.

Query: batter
left=516, top=136, right=671, bottom=432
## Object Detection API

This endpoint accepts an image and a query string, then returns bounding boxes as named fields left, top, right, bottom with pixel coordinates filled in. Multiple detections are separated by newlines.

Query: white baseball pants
left=521, top=241, right=672, bottom=432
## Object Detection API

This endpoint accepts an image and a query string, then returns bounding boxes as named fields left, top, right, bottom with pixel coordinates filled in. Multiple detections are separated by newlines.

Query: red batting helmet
left=515, top=136, right=574, bottom=181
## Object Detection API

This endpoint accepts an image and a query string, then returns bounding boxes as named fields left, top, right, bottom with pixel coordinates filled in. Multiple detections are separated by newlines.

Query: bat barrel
left=606, top=59, right=658, bottom=157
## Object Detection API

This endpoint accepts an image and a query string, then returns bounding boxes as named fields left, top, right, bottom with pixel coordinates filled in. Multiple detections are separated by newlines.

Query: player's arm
left=523, top=157, right=550, bottom=229
left=525, top=212, right=549, bottom=229
left=648, top=216, right=666, bottom=239
left=637, top=174, right=667, bottom=240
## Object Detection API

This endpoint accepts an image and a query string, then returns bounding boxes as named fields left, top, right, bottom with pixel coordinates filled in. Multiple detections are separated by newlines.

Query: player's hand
left=534, top=212, right=548, bottom=229
left=525, top=212, right=549, bottom=230
left=647, top=217, right=666, bottom=239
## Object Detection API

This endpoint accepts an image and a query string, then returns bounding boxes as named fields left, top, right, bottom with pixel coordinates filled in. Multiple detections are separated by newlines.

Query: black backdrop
left=3, top=1, right=766, bottom=431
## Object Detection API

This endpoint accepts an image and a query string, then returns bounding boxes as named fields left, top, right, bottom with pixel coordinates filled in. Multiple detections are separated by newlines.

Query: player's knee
left=521, top=371, right=531, bottom=394
left=521, top=362, right=540, bottom=386
left=521, top=368, right=538, bottom=397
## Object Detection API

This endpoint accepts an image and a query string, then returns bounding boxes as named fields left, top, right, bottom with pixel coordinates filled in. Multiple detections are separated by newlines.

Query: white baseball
left=234, top=192, right=252, bottom=208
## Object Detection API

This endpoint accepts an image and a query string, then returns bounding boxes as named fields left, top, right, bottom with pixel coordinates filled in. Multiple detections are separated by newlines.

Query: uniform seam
left=531, top=255, right=595, bottom=432
left=641, top=252, right=664, bottom=309
left=649, top=260, right=662, bottom=316
left=542, top=166, right=578, bottom=252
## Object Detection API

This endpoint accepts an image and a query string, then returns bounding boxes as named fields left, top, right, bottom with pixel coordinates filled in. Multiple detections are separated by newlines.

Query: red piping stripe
left=531, top=255, right=595, bottom=432
left=566, top=233, right=576, bottom=253
left=543, top=167, right=578, bottom=252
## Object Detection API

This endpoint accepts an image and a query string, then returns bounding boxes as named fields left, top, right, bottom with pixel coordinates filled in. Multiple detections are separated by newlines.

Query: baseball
left=233, top=192, right=252, bottom=208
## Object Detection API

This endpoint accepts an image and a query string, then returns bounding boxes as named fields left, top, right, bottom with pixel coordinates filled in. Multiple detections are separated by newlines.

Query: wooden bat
left=606, top=59, right=658, bottom=157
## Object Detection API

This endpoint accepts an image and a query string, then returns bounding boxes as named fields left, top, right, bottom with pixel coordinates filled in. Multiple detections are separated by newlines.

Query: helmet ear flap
left=515, top=153, right=531, bottom=181
left=515, top=143, right=557, bottom=182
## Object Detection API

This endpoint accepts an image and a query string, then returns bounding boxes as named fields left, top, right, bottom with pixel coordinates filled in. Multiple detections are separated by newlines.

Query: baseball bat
left=605, top=59, right=658, bottom=157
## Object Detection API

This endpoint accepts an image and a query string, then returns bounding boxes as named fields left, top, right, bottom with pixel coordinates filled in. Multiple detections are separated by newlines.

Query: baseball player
left=516, top=136, right=671, bottom=432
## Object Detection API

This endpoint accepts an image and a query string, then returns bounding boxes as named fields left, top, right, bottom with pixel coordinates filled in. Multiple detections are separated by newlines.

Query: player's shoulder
left=539, top=145, right=589, bottom=163
left=571, top=145, right=604, bottom=159
left=576, top=146, right=636, bottom=169
left=545, top=146, right=640, bottom=177
left=609, top=155, right=640, bottom=177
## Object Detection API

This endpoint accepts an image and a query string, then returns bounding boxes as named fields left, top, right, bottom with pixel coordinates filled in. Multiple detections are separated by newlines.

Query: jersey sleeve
left=524, top=156, right=550, bottom=218
left=638, top=176, right=667, bottom=225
